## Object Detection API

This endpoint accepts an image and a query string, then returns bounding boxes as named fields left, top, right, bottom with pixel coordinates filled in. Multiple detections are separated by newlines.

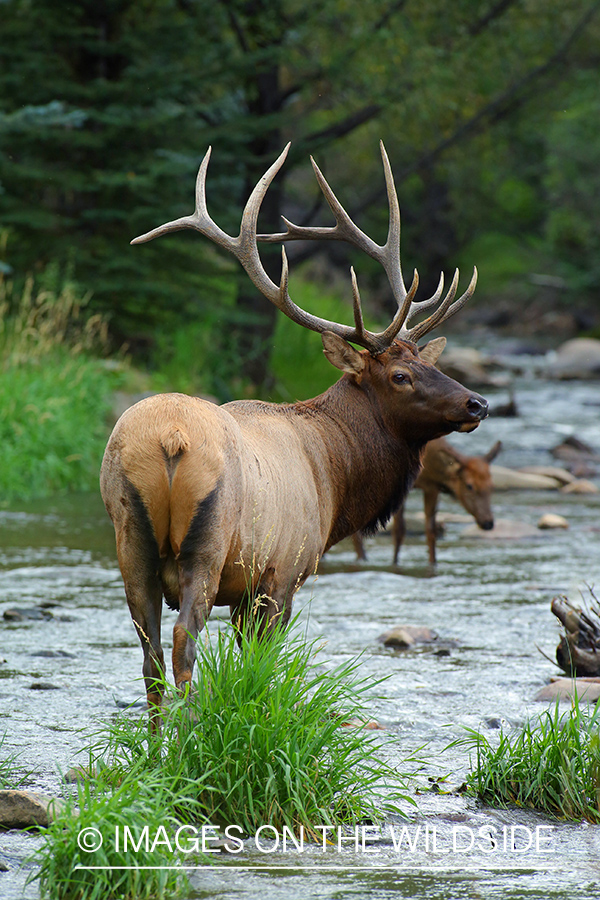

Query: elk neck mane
left=292, top=375, right=423, bottom=547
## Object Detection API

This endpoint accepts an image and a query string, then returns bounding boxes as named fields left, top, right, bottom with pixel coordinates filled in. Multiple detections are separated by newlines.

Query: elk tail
left=160, top=425, right=191, bottom=459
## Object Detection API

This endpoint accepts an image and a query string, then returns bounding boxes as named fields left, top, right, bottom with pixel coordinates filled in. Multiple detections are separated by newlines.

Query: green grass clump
left=0, top=732, right=25, bottom=788
left=456, top=696, right=600, bottom=821
left=99, top=623, right=413, bottom=836
left=32, top=773, right=192, bottom=900
left=0, top=266, right=119, bottom=500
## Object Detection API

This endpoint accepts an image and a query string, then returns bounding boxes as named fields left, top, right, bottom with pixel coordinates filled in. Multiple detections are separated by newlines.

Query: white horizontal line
left=75, top=864, right=557, bottom=872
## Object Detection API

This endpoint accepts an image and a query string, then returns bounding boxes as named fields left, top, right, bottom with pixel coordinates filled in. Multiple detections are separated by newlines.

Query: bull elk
left=100, top=142, right=488, bottom=713
left=353, top=436, right=502, bottom=564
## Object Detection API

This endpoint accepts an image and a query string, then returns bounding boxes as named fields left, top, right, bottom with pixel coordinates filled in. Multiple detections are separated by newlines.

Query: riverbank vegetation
left=0, top=267, right=119, bottom=501
left=457, top=696, right=600, bottom=822
left=1, top=0, right=599, bottom=392
left=32, top=624, right=413, bottom=899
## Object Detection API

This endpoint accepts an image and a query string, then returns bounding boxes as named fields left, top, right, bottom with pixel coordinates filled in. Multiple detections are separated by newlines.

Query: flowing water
left=1, top=365, right=600, bottom=899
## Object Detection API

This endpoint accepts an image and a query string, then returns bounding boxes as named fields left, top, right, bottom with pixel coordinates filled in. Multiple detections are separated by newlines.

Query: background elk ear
left=484, top=440, right=502, bottom=463
left=419, top=336, right=447, bottom=366
left=322, top=331, right=365, bottom=377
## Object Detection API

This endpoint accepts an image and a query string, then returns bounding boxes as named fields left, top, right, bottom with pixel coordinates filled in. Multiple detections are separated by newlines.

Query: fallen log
left=552, top=593, right=600, bottom=677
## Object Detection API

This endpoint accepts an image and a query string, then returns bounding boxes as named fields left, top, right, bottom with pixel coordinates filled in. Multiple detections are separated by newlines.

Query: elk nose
left=466, top=396, right=489, bottom=420
left=481, top=519, right=494, bottom=531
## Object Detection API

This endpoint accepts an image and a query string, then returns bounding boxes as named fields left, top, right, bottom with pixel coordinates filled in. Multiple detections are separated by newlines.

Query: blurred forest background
left=1, top=0, right=600, bottom=497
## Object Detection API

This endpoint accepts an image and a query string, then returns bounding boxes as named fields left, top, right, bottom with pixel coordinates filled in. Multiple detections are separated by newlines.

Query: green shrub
left=98, top=623, right=414, bottom=836
left=455, top=695, right=600, bottom=821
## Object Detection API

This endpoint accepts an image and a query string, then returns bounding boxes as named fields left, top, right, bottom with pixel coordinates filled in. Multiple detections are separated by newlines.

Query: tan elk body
left=100, top=143, right=488, bottom=712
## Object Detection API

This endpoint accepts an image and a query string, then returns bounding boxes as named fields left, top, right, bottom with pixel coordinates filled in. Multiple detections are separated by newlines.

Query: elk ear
left=484, top=440, right=502, bottom=463
left=419, top=336, right=447, bottom=366
left=322, top=331, right=365, bottom=377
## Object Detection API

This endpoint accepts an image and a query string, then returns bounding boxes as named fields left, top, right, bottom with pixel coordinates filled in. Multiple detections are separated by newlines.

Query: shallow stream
left=1, top=368, right=600, bottom=899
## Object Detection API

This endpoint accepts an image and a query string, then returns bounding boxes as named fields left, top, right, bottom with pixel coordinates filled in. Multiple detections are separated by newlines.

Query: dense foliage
left=0, top=268, right=118, bottom=500
left=2, top=0, right=599, bottom=391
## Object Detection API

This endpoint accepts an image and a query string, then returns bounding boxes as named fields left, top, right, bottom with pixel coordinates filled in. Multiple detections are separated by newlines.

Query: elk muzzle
left=455, top=394, right=489, bottom=432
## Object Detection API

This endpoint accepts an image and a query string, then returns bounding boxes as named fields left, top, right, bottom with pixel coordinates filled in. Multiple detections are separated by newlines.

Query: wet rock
left=30, top=650, right=77, bottom=659
left=378, top=625, right=438, bottom=648
left=0, top=790, right=64, bottom=829
left=551, top=436, right=599, bottom=476
left=534, top=677, right=600, bottom=703
left=29, top=682, right=61, bottom=691
left=518, top=466, right=575, bottom=486
left=546, top=338, right=600, bottom=380
left=490, top=465, right=561, bottom=491
left=63, top=765, right=96, bottom=784
left=0, top=858, right=8, bottom=871
left=490, top=395, right=519, bottom=417
left=114, top=697, right=147, bottom=709
left=484, top=716, right=509, bottom=729
left=3, top=606, right=53, bottom=622
left=461, top=519, right=539, bottom=540
left=537, top=513, right=569, bottom=530
left=561, top=479, right=598, bottom=495
left=340, top=717, right=385, bottom=730
left=437, top=347, right=509, bottom=388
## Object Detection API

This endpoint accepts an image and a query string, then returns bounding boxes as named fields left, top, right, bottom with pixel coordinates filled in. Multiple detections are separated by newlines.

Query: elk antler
left=131, top=143, right=477, bottom=354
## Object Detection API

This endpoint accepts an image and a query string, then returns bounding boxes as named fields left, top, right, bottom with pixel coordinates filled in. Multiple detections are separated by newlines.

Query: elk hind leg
left=116, top=532, right=165, bottom=718
left=172, top=562, right=221, bottom=693
left=231, top=566, right=290, bottom=643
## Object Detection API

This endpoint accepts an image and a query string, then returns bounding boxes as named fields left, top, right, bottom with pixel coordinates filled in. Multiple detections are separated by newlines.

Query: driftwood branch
left=552, top=590, right=600, bottom=676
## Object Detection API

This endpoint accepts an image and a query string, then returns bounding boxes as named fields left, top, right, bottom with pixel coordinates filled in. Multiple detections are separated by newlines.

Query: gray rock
left=490, top=465, right=560, bottom=491
left=518, top=466, right=575, bottom=485
left=437, top=347, right=510, bottom=388
left=561, top=479, right=598, bottom=495
left=537, top=513, right=569, bottom=530
left=547, top=338, right=600, bottom=380
left=534, top=678, right=600, bottom=703
left=0, top=790, right=64, bottom=829
left=461, top=518, right=539, bottom=540
left=3, top=607, right=53, bottom=622
left=378, top=625, right=438, bottom=648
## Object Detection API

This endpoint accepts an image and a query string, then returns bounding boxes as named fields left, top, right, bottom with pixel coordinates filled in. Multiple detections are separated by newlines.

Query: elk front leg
left=422, top=487, right=440, bottom=565
left=392, top=503, right=406, bottom=565
left=352, top=532, right=367, bottom=561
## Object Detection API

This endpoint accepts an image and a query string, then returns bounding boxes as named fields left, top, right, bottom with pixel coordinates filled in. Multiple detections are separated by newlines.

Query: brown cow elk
left=100, top=143, right=488, bottom=713
left=353, top=436, right=501, bottom=564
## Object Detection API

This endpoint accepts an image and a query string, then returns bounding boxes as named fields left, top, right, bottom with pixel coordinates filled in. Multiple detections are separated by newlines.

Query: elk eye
left=392, top=372, right=407, bottom=384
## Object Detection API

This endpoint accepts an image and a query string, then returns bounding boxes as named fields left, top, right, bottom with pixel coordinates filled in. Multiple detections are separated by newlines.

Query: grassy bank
left=0, top=269, right=120, bottom=501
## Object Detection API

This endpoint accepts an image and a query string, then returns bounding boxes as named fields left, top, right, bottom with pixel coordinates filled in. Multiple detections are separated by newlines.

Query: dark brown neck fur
left=293, top=376, right=423, bottom=549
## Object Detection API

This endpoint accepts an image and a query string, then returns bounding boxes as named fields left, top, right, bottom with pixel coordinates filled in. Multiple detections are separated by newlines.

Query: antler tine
left=406, top=267, right=478, bottom=343
left=350, top=267, right=367, bottom=341
left=131, top=147, right=233, bottom=249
